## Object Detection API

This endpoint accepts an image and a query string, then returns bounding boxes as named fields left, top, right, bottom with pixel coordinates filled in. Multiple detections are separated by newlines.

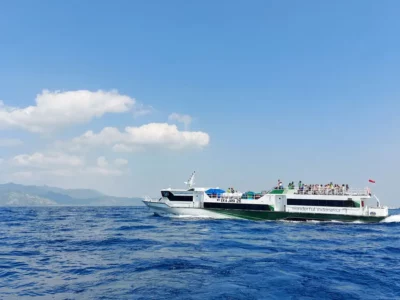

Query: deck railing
left=207, top=192, right=264, bottom=200
left=205, top=187, right=371, bottom=200
left=294, top=187, right=369, bottom=196
left=207, top=193, right=243, bottom=199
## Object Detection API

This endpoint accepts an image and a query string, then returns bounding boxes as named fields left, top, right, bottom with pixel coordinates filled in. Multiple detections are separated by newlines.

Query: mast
left=184, top=171, right=196, bottom=188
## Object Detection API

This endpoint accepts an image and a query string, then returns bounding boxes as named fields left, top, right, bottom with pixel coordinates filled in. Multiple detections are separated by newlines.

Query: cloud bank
left=0, top=89, right=210, bottom=194
left=72, top=123, right=210, bottom=151
left=0, top=138, right=23, bottom=147
left=0, top=89, right=135, bottom=133
left=10, top=152, right=128, bottom=177
left=168, top=113, right=192, bottom=130
left=12, top=152, right=84, bottom=169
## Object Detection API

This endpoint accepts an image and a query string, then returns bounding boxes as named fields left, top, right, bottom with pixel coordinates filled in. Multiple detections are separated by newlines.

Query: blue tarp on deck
left=205, top=188, right=225, bottom=195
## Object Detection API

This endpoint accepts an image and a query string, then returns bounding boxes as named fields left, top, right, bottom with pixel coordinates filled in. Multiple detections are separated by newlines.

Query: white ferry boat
left=143, top=172, right=388, bottom=223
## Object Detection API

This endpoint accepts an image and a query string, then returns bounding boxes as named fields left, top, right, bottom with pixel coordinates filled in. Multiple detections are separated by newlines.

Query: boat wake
left=154, top=212, right=400, bottom=224
left=170, top=214, right=216, bottom=219
left=380, top=214, right=400, bottom=223
left=280, top=219, right=366, bottom=224
left=152, top=212, right=232, bottom=220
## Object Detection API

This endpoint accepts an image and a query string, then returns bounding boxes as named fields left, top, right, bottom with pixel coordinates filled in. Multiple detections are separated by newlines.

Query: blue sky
left=0, top=1, right=399, bottom=205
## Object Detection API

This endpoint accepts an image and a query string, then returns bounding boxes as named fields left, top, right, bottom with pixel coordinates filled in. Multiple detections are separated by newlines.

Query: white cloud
left=53, top=140, right=89, bottom=153
left=114, top=158, right=128, bottom=166
left=42, top=166, right=123, bottom=177
left=0, top=138, right=23, bottom=147
left=0, top=89, right=135, bottom=133
left=97, top=156, right=109, bottom=168
left=0, top=158, right=4, bottom=165
left=9, top=152, right=126, bottom=178
left=133, top=103, right=154, bottom=118
left=82, top=166, right=123, bottom=176
left=112, top=144, right=138, bottom=153
left=74, top=127, right=123, bottom=146
left=12, top=152, right=84, bottom=169
left=72, top=123, right=209, bottom=150
left=41, top=169, right=76, bottom=177
left=168, top=113, right=192, bottom=130
left=11, top=171, right=33, bottom=179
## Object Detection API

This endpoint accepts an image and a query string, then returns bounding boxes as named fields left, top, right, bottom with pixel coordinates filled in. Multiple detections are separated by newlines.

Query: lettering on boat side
left=216, top=198, right=241, bottom=203
left=288, top=206, right=343, bottom=213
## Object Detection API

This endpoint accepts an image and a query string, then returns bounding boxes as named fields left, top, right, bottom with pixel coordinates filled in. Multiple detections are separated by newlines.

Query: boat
left=142, top=172, right=389, bottom=223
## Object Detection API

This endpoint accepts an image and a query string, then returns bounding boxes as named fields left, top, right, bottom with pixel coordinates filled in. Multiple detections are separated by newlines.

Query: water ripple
left=0, top=207, right=399, bottom=299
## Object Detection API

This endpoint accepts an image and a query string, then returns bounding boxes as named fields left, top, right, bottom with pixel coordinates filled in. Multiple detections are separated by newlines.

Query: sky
left=0, top=0, right=399, bottom=205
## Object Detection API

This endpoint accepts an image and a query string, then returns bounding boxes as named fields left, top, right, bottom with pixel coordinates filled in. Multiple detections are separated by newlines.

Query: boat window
left=319, top=200, right=327, bottom=206
left=287, top=199, right=357, bottom=207
left=204, top=202, right=272, bottom=211
left=161, top=191, right=193, bottom=202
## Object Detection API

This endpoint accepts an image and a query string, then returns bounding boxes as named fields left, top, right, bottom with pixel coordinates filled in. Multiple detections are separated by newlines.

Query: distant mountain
left=1, top=192, right=57, bottom=206
left=0, top=183, right=144, bottom=206
left=0, top=183, right=104, bottom=199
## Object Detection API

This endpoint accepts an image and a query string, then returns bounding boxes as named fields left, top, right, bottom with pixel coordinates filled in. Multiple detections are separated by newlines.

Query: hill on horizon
left=0, top=182, right=144, bottom=206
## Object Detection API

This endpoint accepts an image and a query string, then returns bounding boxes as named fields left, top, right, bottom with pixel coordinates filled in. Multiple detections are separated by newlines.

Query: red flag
left=369, top=179, right=375, bottom=183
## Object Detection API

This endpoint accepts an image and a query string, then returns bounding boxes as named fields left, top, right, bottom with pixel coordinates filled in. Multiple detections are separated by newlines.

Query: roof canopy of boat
left=161, top=187, right=210, bottom=192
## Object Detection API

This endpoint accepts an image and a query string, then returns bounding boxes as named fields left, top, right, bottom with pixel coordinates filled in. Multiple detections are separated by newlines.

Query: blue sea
left=0, top=207, right=399, bottom=299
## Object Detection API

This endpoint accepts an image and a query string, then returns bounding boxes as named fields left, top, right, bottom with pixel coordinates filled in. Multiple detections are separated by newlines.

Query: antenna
left=184, top=171, right=196, bottom=188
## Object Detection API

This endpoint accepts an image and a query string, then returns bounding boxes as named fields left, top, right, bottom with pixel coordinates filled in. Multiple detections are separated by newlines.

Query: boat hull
left=143, top=201, right=239, bottom=219
left=144, top=201, right=386, bottom=223
left=207, top=209, right=386, bottom=223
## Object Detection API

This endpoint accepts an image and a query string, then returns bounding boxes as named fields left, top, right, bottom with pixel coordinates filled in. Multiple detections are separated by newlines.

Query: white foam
left=170, top=214, right=215, bottom=219
left=380, top=214, right=400, bottom=223
left=280, top=219, right=366, bottom=224
left=167, top=214, right=234, bottom=220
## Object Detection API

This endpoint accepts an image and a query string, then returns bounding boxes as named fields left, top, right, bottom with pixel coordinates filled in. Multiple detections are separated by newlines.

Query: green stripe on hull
left=206, top=209, right=385, bottom=223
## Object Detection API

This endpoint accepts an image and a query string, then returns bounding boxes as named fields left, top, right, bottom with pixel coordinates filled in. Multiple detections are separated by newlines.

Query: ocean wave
left=0, top=206, right=399, bottom=299
left=380, top=214, right=400, bottom=223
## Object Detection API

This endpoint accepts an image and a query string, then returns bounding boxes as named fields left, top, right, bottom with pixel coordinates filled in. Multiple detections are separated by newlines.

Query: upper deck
left=160, top=184, right=371, bottom=201
left=269, top=187, right=370, bottom=197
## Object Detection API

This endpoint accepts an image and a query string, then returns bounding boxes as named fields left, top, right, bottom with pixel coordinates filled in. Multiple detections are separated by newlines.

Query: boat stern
left=368, top=206, right=389, bottom=218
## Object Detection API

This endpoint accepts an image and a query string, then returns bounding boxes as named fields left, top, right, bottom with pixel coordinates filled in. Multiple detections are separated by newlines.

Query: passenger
left=277, top=179, right=283, bottom=189
left=299, top=181, right=304, bottom=194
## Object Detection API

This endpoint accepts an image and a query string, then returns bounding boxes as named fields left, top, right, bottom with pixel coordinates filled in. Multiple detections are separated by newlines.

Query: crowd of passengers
left=276, top=180, right=350, bottom=195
